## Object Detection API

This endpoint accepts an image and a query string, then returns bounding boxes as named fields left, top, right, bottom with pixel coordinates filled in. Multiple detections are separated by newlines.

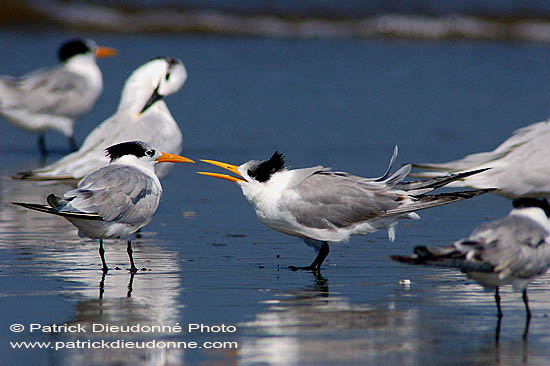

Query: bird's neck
left=240, top=173, right=289, bottom=208
left=65, top=54, right=102, bottom=87
left=111, top=156, right=158, bottom=179
left=510, top=207, right=550, bottom=232
left=117, top=67, right=162, bottom=115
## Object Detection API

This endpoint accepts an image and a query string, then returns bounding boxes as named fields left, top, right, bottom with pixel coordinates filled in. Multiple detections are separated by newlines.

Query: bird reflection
left=0, top=177, right=185, bottom=366
left=284, top=271, right=329, bottom=301
left=50, top=247, right=184, bottom=366
left=495, top=312, right=531, bottom=344
left=98, top=270, right=135, bottom=299
left=239, top=273, right=421, bottom=365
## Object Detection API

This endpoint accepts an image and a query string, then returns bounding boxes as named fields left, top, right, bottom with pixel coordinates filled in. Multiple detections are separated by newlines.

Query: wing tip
left=11, top=174, right=78, bottom=182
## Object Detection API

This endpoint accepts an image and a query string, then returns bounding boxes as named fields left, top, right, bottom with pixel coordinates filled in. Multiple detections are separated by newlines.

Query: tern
left=15, top=56, right=186, bottom=182
left=411, top=119, right=550, bottom=199
left=13, top=141, right=194, bottom=273
left=390, top=198, right=550, bottom=320
left=198, top=148, right=494, bottom=271
left=0, top=38, right=116, bottom=155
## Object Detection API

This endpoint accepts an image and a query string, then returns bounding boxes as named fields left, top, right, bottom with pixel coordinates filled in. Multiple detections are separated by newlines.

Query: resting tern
left=198, top=147, right=494, bottom=271
left=13, top=141, right=194, bottom=273
left=15, top=56, right=186, bottom=182
left=0, top=38, right=116, bottom=155
left=390, top=198, right=550, bottom=322
left=411, top=119, right=550, bottom=199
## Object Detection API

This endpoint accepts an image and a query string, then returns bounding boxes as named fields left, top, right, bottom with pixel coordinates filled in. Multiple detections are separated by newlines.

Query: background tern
left=0, top=38, right=116, bottom=156
left=198, top=147, right=494, bottom=271
left=12, top=140, right=194, bottom=273
left=410, top=118, right=550, bottom=199
left=390, top=198, right=550, bottom=338
left=14, top=56, right=187, bottom=182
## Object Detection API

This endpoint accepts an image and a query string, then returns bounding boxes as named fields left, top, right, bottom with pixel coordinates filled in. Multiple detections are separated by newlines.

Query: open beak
left=95, top=46, right=117, bottom=58
left=198, top=159, right=247, bottom=183
left=156, top=153, right=195, bottom=164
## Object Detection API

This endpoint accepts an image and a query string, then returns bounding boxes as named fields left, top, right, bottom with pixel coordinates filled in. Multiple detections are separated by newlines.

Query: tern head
left=119, top=57, right=187, bottom=116
left=198, top=151, right=286, bottom=185
left=512, top=198, right=550, bottom=217
left=58, top=38, right=117, bottom=63
left=105, top=141, right=194, bottom=169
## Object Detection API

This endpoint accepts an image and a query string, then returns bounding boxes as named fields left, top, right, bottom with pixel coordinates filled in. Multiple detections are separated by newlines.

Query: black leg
left=98, top=239, right=109, bottom=273
left=38, top=134, right=47, bottom=157
left=495, top=287, right=503, bottom=319
left=127, top=271, right=136, bottom=298
left=99, top=271, right=106, bottom=299
left=495, top=313, right=502, bottom=344
left=522, top=289, right=531, bottom=340
left=68, top=135, right=77, bottom=152
left=127, top=240, right=138, bottom=273
left=522, top=289, right=531, bottom=319
left=289, top=242, right=330, bottom=272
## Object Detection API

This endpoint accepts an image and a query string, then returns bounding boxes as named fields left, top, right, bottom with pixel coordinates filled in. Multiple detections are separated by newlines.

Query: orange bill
left=95, top=46, right=117, bottom=58
left=198, top=159, right=246, bottom=183
left=156, top=152, right=195, bottom=164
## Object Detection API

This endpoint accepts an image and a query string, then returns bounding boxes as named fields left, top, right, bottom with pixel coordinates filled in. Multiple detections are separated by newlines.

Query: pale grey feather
left=393, top=215, right=550, bottom=279
left=61, top=164, right=161, bottom=225
left=466, top=216, right=550, bottom=278
left=0, top=68, right=91, bottom=117
left=285, top=171, right=403, bottom=229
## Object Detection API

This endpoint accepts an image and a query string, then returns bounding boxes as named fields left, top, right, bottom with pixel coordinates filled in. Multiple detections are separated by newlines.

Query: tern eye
left=145, top=149, right=155, bottom=157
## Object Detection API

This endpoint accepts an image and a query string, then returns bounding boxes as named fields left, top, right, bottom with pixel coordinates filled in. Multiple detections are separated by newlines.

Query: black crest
left=105, top=141, right=150, bottom=162
left=248, top=151, right=285, bottom=183
left=512, top=198, right=550, bottom=217
left=58, top=39, right=91, bottom=62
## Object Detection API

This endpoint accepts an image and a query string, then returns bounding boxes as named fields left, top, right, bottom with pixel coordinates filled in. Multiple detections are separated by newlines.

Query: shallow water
left=2, top=28, right=550, bottom=365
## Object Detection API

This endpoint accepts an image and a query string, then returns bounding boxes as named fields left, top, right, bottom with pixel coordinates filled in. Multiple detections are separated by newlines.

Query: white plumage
left=13, top=141, right=194, bottom=272
left=15, top=57, right=186, bottom=182
left=411, top=119, right=550, bottom=199
left=199, top=147, right=493, bottom=270
left=0, top=38, right=116, bottom=155
left=391, top=198, right=550, bottom=319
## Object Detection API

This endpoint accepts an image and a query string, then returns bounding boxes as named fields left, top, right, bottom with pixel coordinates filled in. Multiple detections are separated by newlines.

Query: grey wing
left=466, top=216, right=550, bottom=278
left=285, top=172, right=401, bottom=229
left=392, top=216, right=550, bottom=276
left=0, top=67, right=89, bottom=115
left=63, top=166, right=161, bottom=225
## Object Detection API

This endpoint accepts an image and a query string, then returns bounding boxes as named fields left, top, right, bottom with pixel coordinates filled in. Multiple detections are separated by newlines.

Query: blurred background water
left=2, top=1, right=550, bottom=365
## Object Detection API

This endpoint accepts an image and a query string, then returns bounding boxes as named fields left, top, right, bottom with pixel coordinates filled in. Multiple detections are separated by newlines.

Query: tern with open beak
left=13, top=141, right=194, bottom=273
left=198, top=147, right=494, bottom=271
left=0, top=38, right=116, bottom=155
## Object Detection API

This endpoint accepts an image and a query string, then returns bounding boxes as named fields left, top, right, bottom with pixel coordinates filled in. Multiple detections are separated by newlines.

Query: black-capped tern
left=15, top=57, right=186, bottom=182
left=13, top=140, right=194, bottom=273
left=391, top=198, right=550, bottom=321
left=0, top=38, right=116, bottom=156
left=198, top=147, right=494, bottom=271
